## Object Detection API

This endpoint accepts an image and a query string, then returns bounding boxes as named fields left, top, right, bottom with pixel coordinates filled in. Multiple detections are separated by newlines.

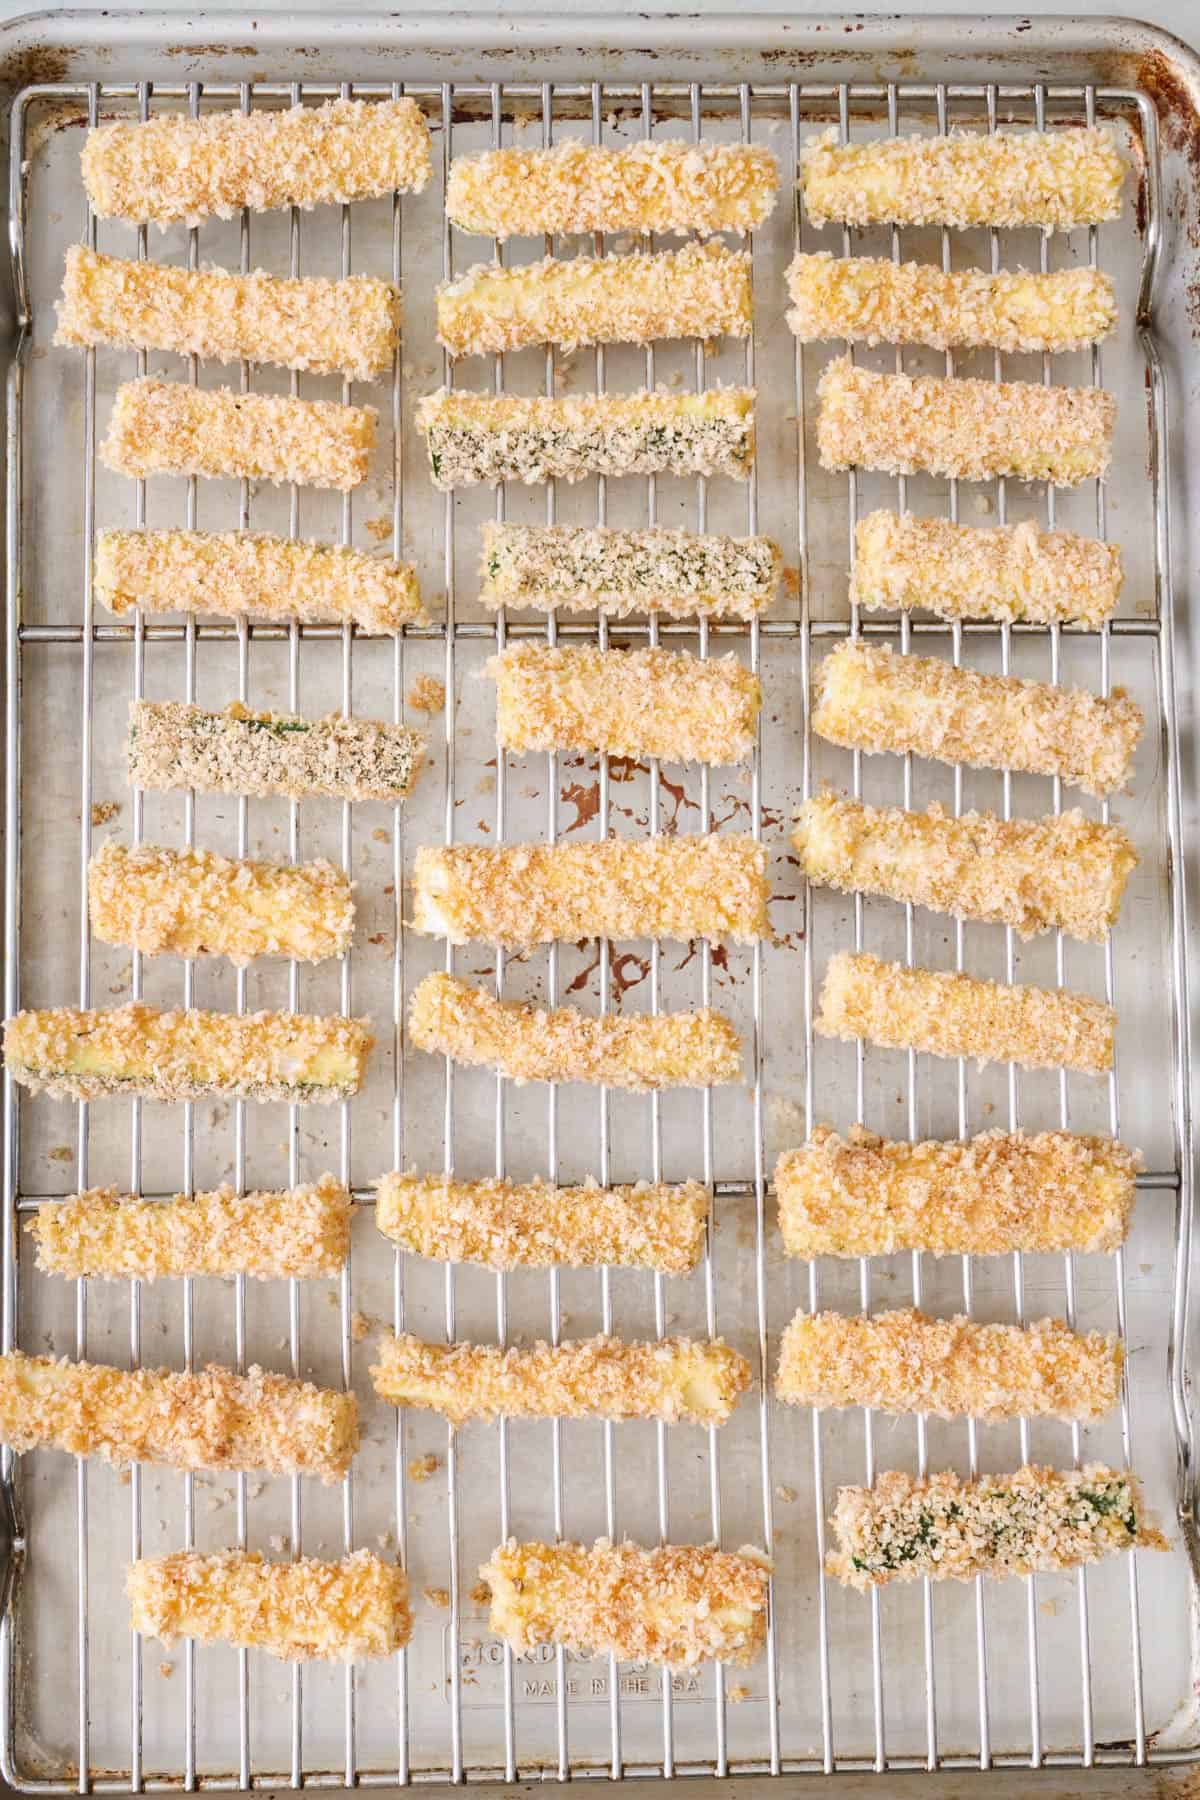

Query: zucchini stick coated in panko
left=776, top=1124, right=1138, bottom=1259
left=775, top=1308, right=1121, bottom=1423
left=480, top=522, right=781, bottom=620
left=411, top=835, right=769, bottom=948
left=371, top=1332, right=750, bottom=1426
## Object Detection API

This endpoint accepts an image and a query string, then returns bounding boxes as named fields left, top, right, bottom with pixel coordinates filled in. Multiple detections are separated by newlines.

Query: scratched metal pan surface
left=0, top=11, right=1198, bottom=1790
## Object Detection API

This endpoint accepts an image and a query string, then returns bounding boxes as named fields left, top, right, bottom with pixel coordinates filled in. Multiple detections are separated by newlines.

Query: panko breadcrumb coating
left=83, top=96, right=431, bottom=228
left=29, top=1176, right=352, bottom=1281
left=97, top=529, right=423, bottom=634
left=446, top=138, right=779, bottom=239
left=437, top=241, right=752, bottom=358
left=480, top=522, right=781, bottom=620
left=775, top=1307, right=1121, bottom=1422
left=827, top=1465, right=1165, bottom=1592
left=371, top=1332, right=750, bottom=1427
left=417, top=386, right=754, bottom=490
left=4, top=1001, right=372, bottom=1104
left=776, top=1123, right=1138, bottom=1259
left=0, top=1350, right=358, bottom=1481
left=102, top=378, right=376, bottom=491
left=411, top=835, right=769, bottom=947
left=799, top=125, right=1125, bottom=230
left=375, top=1171, right=709, bottom=1275
left=56, top=246, right=400, bottom=382
left=787, top=252, right=1116, bottom=354
left=851, top=510, right=1123, bottom=629
left=128, top=1549, right=410, bottom=1660
left=815, top=951, right=1115, bottom=1076
left=812, top=640, right=1142, bottom=798
left=490, top=645, right=761, bottom=765
left=409, top=972, right=741, bottom=1091
left=481, top=1538, right=770, bottom=1669
left=127, top=700, right=425, bottom=804
left=795, top=793, right=1136, bottom=943
left=88, top=840, right=355, bottom=965
left=817, top=355, right=1114, bottom=486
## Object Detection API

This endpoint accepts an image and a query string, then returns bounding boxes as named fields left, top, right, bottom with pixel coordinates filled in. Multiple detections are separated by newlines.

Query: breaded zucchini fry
left=101, top=378, right=376, bottom=491
left=446, top=138, right=779, bottom=239
left=817, top=355, right=1113, bottom=485
left=128, top=1549, right=410, bottom=1660
left=481, top=1538, right=770, bottom=1668
left=851, top=510, right=1123, bottom=629
left=480, top=522, right=781, bottom=620
left=437, top=241, right=751, bottom=358
left=827, top=1465, right=1165, bottom=1592
left=83, top=96, right=431, bottom=227
left=815, top=951, right=1115, bottom=1075
left=371, top=1332, right=750, bottom=1426
left=799, top=125, right=1125, bottom=230
left=0, top=1350, right=357, bottom=1480
left=97, top=529, right=423, bottom=634
left=127, top=700, right=425, bottom=804
left=416, top=386, right=754, bottom=489
left=56, top=246, right=400, bottom=382
left=812, top=640, right=1142, bottom=797
left=409, top=972, right=741, bottom=1091
left=774, top=1307, right=1121, bottom=1422
left=4, top=1001, right=372, bottom=1104
left=786, top=252, right=1116, bottom=354
left=88, top=841, right=355, bottom=965
left=375, top=1171, right=709, bottom=1275
left=28, top=1176, right=352, bottom=1281
left=490, top=645, right=761, bottom=765
left=795, top=794, right=1135, bottom=943
left=411, top=835, right=769, bottom=948
left=776, top=1123, right=1138, bottom=1259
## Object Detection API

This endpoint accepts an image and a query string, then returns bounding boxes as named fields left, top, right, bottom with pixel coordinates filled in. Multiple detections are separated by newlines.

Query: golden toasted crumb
left=375, top=1171, right=708, bottom=1275
left=97, top=529, right=422, bottom=634
left=800, top=126, right=1124, bottom=230
left=90, top=800, right=120, bottom=826
left=795, top=794, right=1135, bottom=943
left=409, top=972, right=741, bottom=1091
left=406, top=675, right=445, bottom=714
left=56, top=245, right=400, bottom=381
left=482, top=1538, right=769, bottom=1668
left=408, top=1452, right=439, bottom=1483
left=775, top=1308, right=1121, bottom=1422
left=446, top=139, right=778, bottom=238
left=411, top=835, right=769, bottom=948
left=371, top=1332, right=749, bottom=1426
left=128, top=1549, right=409, bottom=1659
left=812, top=640, right=1142, bottom=797
left=127, top=699, right=425, bottom=804
left=776, top=1124, right=1138, bottom=1258
left=815, top=951, right=1114, bottom=1075
left=480, top=523, right=781, bottom=621
left=787, top=251, right=1115, bottom=354
left=101, top=378, right=376, bottom=491
left=4, top=1001, right=373, bottom=1104
left=423, top=1586, right=451, bottom=1609
left=851, top=510, right=1123, bottom=629
left=88, top=840, right=355, bottom=965
left=83, top=96, right=431, bottom=227
left=0, top=1350, right=357, bottom=1480
left=490, top=645, right=760, bottom=765
left=28, top=1175, right=352, bottom=1281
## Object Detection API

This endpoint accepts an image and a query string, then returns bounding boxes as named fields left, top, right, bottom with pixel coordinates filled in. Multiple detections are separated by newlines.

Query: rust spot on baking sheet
left=0, top=45, right=69, bottom=89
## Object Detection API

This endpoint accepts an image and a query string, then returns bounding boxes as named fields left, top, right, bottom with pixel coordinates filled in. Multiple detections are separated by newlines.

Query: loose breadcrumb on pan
left=481, top=1537, right=770, bottom=1668
left=776, top=1123, right=1139, bottom=1259
left=128, top=1549, right=410, bottom=1660
left=409, top=972, right=741, bottom=1091
left=774, top=1307, right=1121, bottom=1422
left=480, top=522, right=781, bottom=620
left=815, top=951, right=1115, bottom=1076
left=370, top=1331, right=750, bottom=1426
left=0, top=1350, right=358, bottom=1480
left=374, top=1171, right=709, bottom=1275
left=28, top=1176, right=352, bottom=1281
